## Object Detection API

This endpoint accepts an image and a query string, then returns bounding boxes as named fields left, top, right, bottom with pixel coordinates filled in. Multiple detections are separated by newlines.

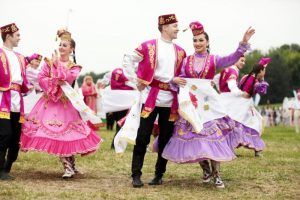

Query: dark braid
left=240, top=63, right=264, bottom=96
left=204, top=32, right=210, bottom=53
left=70, top=38, right=77, bottom=88
left=72, top=49, right=76, bottom=64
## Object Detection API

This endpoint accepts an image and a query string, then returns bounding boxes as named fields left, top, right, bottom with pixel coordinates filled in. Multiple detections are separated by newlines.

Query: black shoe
left=0, top=172, right=15, bottom=180
left=4, top=161, right=13, bottom=173
left=148, top=176, right=163, bottom=185
left=132, top=176, right=144, bottom=188
left=255, top=151, right=262, bottom=157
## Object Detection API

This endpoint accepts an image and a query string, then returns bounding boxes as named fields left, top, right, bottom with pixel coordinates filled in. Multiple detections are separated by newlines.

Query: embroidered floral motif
left=201, top=55, right=211, bottom=78
left=27, top=116, right=39, bottom=125
left=158, top=82, right=169, bottom=90
left=178, top=128, right=186, bottom=136
left=159, top=17, right=165, bottom=25
left=175, top=117, right=232, bottom=138
left=188, top=55, right=195, bottom=78
left=24, top=120, right=88, bottom=138
left=176, top=50, right=185, bottom=70
left=191, top=85, right=198, bottom=91
left=11, top=24, right=18, bottom=32
left=147, top=43, right=155, bottom=69
left=46, top=119, right=64, bottom=127
left=1, top=53, right=8, bottom=74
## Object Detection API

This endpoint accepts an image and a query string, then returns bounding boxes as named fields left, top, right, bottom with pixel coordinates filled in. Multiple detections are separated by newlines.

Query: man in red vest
left=123, top=14, right=186, bottom=187
left=0, top=23, right=29, bottom=180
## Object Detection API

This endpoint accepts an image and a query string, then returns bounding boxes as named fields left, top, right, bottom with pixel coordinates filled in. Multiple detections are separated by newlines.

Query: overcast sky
left=1, top=0, right=299, bottom=74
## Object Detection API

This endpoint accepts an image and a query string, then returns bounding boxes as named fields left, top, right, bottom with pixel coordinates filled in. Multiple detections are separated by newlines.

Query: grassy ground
left=0, top=126, right=299, bottom=200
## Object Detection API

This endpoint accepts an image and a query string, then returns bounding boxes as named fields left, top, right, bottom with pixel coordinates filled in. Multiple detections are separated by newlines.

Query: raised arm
left=216, top=27, right=255, bottom=68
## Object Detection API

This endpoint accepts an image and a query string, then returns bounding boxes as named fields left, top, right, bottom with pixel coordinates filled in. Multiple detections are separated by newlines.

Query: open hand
left=173, top=77, right=187, bottom=87
left=242, top=27, right=255, bottom=44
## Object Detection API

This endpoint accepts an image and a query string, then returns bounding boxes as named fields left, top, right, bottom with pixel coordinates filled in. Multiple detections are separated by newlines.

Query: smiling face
left=193, top=33, right=209, bottom=54
left=163, top=22, right=179, bottom=40
left=58, top=40, right=74, bottom=57
left=235, top=57, right=246, bottom=70
left=6, top=31, right=21, bottom=47
left=30, top=59, right=41, bottom=69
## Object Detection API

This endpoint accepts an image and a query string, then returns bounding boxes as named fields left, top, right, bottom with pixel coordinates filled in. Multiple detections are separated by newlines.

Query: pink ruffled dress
left=20, top=60, right=101, bottom=156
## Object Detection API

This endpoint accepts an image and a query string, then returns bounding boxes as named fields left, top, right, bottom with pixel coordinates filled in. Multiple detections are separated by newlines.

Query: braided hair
left=204, top=32, right=210, bottom=53
left=69, top=38, right=77, bottom=88
left=240, top=63, right=265, bottom=96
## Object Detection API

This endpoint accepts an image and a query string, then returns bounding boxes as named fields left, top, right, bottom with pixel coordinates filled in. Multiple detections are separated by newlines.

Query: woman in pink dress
left=20, top=30, right=101, bottom=179
left=81, top=75, right=97, bottom=113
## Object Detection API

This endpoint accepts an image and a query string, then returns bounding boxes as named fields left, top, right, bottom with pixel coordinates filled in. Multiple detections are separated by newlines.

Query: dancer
left=162, top=21, right=254, bottom=188
left=124, top=14, right=186, bottom=187
left=20, top=29, right=101, bottom=179
left=0, top=23, right=29, bottom=180
left=236, top=57, right=271, bottom=156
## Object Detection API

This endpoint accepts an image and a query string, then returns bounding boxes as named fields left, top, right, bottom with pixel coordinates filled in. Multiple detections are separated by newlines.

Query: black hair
left=158, top=25, right=163, bottom=32
left=203, top=32, right=210, bottom=53
left=239, top=63, right=265, bottom=96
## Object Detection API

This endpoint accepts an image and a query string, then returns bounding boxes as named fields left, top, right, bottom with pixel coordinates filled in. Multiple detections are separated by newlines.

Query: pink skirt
left=20, top=95, right=101, bottom=156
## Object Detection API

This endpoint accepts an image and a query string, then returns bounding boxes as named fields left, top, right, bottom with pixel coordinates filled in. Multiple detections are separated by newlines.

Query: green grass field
left=0, top=126, right=299, bottom=200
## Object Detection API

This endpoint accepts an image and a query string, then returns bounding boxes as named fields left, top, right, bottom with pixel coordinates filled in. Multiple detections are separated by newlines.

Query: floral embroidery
left=159, top=17, right=165, bottom=25
left=178, top=128, right=186, bottom=136
left=188, top=55, right=197, bottom=78
left=147, top=43, right=155, bottom=69
left=200, top=55, right=211, bottom=78
left=46, top=119, right=63, bottom=127
left=191, top=85, right=198, bottom=91
left=11, top=24, right=18, bottom=32
left=1, top=53, right=8, bottom=74
left=176, top=49, right=185, bottom=70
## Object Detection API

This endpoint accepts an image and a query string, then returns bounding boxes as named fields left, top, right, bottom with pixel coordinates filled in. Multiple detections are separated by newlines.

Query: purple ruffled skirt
left=157, top=116, right=237, bottom=163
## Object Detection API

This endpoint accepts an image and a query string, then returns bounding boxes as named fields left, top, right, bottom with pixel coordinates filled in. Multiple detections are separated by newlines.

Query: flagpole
left=66, top=9, right=73, bottom=30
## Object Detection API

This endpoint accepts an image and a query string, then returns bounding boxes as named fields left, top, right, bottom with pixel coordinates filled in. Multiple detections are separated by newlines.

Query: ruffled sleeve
left=254, top=81, right=269, bottom=95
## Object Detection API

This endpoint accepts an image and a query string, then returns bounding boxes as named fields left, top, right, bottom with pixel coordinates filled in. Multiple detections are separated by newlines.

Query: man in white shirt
left=0, top=23, right=29, bottom=180
left=123, top=14, right=186, bottom=187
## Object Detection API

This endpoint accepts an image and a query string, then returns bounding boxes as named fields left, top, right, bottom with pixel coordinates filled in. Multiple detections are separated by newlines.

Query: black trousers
left=106, top=113, right=114, bottom=130
left=0, top=112, right=21, bottom=172
left=131, top=106, right=174, bottom=178
left=111, top=110, right=128, bottom=149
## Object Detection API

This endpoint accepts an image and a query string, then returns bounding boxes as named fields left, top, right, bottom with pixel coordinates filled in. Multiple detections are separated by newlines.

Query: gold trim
left=141, top=110, right=151, bottom=118
left=0, top=111, right=10, bottom=119
left=137, top=78, right=150, bottom=85
left=147, top=43, right=156, bottom=69
left=0, top=50, right=12, bottom=91
left=1, top=51, right=8, bottom=74
left=201, top=54, right=210, bottom=78
left=19, top=115, right=25, bottom=123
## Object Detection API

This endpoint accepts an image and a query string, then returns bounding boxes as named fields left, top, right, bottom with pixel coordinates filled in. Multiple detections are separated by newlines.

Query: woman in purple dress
left=238, top=57, right=271, bottom=156
left=163, top=21, right=255, bottom=188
